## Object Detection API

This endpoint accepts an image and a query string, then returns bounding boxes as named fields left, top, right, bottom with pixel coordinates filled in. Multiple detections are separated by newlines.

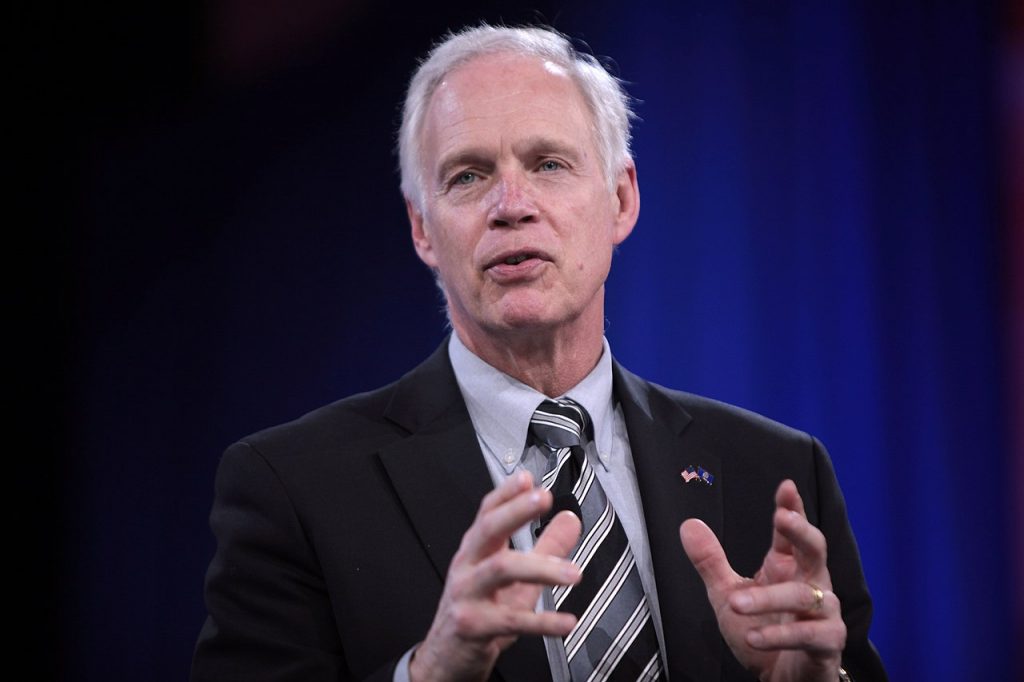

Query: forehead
left=420, top=53, right=597, bottom=165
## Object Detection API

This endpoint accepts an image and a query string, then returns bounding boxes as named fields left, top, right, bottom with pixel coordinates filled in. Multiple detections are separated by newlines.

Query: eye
left=454, top=171, right=477, bottom=185
left=538, top=159, right=563, bottom=172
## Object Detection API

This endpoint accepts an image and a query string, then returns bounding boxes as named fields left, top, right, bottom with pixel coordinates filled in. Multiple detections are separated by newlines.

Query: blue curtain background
left=52, top=1, right=1015, bottom=680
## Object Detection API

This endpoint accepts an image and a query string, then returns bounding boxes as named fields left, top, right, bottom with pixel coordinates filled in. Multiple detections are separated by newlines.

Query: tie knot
left=529, top=398, right=592, bottom=451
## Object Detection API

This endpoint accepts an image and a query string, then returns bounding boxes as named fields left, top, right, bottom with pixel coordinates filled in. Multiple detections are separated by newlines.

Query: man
left=192, top=24, right=887, bottom=682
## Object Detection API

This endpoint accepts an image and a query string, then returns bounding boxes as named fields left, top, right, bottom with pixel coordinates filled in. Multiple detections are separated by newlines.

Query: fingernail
left=733, top=592, right=752, bottom=610
left=747, top=630, right=764, bottom=647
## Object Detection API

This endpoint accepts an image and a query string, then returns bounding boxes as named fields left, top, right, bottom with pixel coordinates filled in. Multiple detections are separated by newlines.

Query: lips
left=483, top=248, right=551, bottom=281
left=484, top=249, right=550, bottom=270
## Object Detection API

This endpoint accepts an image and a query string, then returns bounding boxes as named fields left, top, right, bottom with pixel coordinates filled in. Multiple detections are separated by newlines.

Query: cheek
left=570, top=207, right=616, bottom=259
left=576, top=229, right=615, bottom=280
left=432, top=234, right=480, bottom=289
left=427, top=210, right=480, bottom=264
left=564, top=242, right=610, bottom=288
left=424, top=220, right=459, bottom=262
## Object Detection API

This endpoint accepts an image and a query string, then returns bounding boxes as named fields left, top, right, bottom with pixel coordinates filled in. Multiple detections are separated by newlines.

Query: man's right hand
left=408, top=470, right=582, bottom=682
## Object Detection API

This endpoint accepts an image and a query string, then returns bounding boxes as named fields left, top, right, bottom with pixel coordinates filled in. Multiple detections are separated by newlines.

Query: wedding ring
left=808, top=583, right=825, bottom=611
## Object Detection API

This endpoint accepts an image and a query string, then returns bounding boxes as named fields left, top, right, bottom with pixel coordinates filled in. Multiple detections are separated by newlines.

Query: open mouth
left=486, top=251, right=545, bottom=270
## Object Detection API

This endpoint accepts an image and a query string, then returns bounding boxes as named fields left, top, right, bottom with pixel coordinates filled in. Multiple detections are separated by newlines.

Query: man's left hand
left=680, top=479, right=846, bottom=682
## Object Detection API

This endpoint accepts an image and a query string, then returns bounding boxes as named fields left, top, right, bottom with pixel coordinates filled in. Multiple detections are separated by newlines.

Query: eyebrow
left=513, top=136, right=583, bottom=165
left=435, top=149, right=494, bottom=187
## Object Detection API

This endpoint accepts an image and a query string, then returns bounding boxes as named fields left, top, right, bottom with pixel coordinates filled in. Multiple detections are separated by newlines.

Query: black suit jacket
left=192, top=341, right=886, bottom=681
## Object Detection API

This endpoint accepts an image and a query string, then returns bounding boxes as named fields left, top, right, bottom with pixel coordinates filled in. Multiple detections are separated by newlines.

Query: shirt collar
left=448, top=332, right=616, bottom=474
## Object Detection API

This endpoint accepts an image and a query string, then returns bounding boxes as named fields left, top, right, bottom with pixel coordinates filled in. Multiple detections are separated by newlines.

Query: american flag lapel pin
left=681, top=465, right=714, bottom=486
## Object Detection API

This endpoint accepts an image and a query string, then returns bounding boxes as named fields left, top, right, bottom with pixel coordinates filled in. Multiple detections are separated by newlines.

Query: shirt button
left=599, top=451, right=611, bottom=465
left=503, top=449, right=518, bottom=465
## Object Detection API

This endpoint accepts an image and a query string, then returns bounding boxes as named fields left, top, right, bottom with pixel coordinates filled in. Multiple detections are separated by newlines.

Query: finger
left=471, top=550, right=581, bottom=596
left=533, top=509, right=582, bottom=560
left=730, top=581, right=839, bottom=617
left=769, top=479, right=805, bottom=556
left=464, top=511, right=582, bottom=599
left=477, top=470, right=535, bottom=516
left=772, top=507, right=829, bottom=580
left=745, top=616, right=847, bottom=653
left=775, top=478, right=806, bottom=516
left=680, top=518, right=740, bottom=592
left=459, top=481, right=552, bottom=563
left=465, top=511, right=582, bottom=603
left=449, top=601, right=578, bottom=639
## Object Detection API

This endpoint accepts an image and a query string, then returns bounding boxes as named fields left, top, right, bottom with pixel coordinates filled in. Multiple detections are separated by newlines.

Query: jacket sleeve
left=812, top=437, right=889, bottom=682
left=190, top=442, right=398, bottom=682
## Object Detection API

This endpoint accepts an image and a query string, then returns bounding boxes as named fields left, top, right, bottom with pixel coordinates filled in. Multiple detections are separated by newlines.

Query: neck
left=453, top=316, right=605, bottom=398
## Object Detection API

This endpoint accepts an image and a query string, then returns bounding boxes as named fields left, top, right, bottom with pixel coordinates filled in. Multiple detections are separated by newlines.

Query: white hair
left=398, top=24, right=636, bottom=211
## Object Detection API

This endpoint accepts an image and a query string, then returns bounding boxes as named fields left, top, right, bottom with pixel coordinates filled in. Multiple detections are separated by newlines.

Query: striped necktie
left=530, top=398, right=663, bottom=682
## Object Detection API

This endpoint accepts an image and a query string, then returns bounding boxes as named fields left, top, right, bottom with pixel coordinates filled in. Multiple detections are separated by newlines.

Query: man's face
left=408, top=52, right=639, bottom=346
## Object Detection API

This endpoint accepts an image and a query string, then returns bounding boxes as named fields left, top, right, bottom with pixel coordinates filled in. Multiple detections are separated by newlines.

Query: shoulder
left=211, top=381, right=408, bottom=515
left=221, top=340, right=462, bottom=488
left=667, top=384, right=812, bottom=449
left=613, top=361, right=831, bottom=515
left=239, top=380, right=405, bottom=462
left=614, top=361, right=816, bottom=453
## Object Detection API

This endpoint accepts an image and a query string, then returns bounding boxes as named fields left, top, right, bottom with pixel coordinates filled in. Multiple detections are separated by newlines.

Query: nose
left=487, top=172, right=537, bottom=228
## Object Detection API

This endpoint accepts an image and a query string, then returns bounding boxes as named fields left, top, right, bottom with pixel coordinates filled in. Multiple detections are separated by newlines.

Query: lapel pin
left=681, top=465, right=714, bottom=486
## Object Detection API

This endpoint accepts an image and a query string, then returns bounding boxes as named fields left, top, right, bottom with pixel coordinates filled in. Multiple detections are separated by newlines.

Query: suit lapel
left=376, top=340, right=551, bottom=682
left=614, top=362, right=725, bottom=682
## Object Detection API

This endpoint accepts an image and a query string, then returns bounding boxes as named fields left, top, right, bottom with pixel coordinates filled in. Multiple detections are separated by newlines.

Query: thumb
left=534, top=509, right=583, bottom=560
left=680, top=518, right=737, bottom=591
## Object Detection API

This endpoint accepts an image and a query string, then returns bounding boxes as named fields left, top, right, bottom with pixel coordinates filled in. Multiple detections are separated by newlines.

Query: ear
left=611, top=162, right=640, bottom=246
left=407, top=197, right=438, bottom=268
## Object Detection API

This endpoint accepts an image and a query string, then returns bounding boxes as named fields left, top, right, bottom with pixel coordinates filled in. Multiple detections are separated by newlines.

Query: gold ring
left=809, top=584, right=824, bottom=611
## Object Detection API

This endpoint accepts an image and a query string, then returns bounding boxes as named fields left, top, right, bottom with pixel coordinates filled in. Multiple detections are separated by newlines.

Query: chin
left=495, top=315, right=559, bottom=333
left=490, top=296, right=561, bottom=329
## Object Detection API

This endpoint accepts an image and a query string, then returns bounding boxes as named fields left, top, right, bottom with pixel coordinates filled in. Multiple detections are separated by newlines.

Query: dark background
left=30, top=0, right=1022, bottom=679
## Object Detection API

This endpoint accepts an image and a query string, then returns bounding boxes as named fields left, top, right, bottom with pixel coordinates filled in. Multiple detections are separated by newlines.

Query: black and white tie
left=530, top=398, right=663, bottom=682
